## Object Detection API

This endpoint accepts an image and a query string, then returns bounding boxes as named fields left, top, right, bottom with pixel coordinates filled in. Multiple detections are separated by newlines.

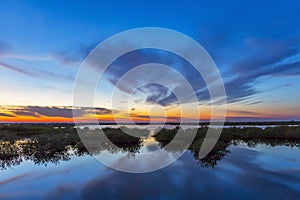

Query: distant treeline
left=1, top=120, right=300, bottom=126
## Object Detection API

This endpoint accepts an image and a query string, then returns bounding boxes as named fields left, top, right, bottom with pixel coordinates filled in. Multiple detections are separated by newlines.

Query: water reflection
left=1, top=125, right=300, bottom=199
left=1, top=125, right=300, bottom=170
left=0, top=125, right=143, bottom=169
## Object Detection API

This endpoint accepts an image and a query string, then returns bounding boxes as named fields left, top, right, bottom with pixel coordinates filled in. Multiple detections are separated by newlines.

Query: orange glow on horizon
left=0, top=114, right=212, bottom=123
left=0, top=105, right=297, bottom=123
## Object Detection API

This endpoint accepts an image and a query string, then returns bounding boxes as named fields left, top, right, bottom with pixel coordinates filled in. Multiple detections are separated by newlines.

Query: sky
left=0, top=0, right=300, bottom=122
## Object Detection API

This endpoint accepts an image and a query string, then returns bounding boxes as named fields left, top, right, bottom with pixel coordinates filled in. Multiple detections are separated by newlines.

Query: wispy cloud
left=0, top=61, right=35, bottom=77
left=73, top=35, right=299, bottom=108
left=52, top=42, right=97, bottom=67
left=0, top=106, right=115, bottom=119
left=231, top=37, right=299, bottom=74
left=222, top=37, right=300, bottom=103
left=227, top=109, right=261, bottom=116
left=0, top=61, right=75, bottom=82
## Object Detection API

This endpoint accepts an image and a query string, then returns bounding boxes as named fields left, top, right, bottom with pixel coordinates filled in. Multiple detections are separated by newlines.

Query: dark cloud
left=13, top=111, right=40, bottom=117
left=245, top=101, right=263, bottom=105
left=131, top=115, right=150, bottom=119
left=130, top=114, right=185, bottom=122
left=224, top=77, right=256, bottom=103
left=23, top=106, right=75, bottom=118
left=84, top=107, right=113, bottom=115
left=0, top=112, right=15, bottom=117
left=139, top=83, right=178, bottom=106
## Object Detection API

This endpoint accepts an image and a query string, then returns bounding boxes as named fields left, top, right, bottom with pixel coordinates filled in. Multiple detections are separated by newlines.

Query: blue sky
left=0, top=0, right=300, bottom=121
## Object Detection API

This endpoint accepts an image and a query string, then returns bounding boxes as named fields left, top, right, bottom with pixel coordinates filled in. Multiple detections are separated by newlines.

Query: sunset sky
left=0, top=0, right=300, bottom=122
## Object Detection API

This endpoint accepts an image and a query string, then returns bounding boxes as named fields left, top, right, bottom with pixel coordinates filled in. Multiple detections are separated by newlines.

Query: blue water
left=1, top=142, right=300, bottom=199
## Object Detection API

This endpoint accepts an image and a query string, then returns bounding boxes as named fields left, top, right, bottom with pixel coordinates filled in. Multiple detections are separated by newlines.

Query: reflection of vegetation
left=0, top=124, right=143, bottom=169
left=154, top=125, right=300, bottom=168
left=1, top=124, right=300, bottom=169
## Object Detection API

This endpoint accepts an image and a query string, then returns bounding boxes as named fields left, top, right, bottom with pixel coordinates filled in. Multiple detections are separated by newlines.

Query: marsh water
left=1, top=124, right=300, bottom=199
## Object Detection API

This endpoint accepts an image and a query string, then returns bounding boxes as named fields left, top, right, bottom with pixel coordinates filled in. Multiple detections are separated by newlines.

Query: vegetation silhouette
left=154, top=125, right=300, bottom=168
left=1, top=124, right=300, bottom=169
left=0, top=124, right=143, bottom=169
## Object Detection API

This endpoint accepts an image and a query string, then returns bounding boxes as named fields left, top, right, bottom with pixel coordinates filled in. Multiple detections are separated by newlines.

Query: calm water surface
left=1, top=126, right=300, bottom=199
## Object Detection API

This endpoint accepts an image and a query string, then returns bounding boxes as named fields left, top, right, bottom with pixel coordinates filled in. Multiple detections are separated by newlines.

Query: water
left=79, top=124, right=299, bottom=130
left=1, top=126, right=300, bottom=199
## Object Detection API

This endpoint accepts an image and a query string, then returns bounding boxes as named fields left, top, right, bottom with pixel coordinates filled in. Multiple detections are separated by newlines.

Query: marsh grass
left=0, top=124, right=143, bottom=169
left=154, top=125, right=300, bottom=168
left=1, top=124, right=300, bottom=169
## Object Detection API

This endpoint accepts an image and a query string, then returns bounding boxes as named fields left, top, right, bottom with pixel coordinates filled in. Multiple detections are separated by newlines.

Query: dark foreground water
left=1, top=126, right=300, bottom=199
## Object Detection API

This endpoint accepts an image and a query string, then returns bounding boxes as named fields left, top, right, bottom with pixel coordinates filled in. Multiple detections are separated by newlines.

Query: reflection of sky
left=1, top=144, right=300, bottom=199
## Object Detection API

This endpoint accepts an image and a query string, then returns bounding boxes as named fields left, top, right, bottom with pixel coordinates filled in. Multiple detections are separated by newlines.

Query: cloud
left=0, top=106, right=114, bottom=119
left=245, top=101, right=263, bottom=105
left=0, top=112, right=15, bottom=117
left=223, top=37, right=300, bottom=103
left=225, top=116, right=280, bottom=122
left=0, top=60, right=75, bottom=82
left=52, top=51, right=81, bottom=66
left=3, top=106, right=75, bottom=118
left=137, top=83, right=178, bottom=106
left=231, top=38, right=299, bottom=74
left=81, top=107, right=113, bottom=116
left=52, top=26, right=300, bottom=108
left=52, top=33, right=300, bottom=108
left=0, top=172, right=31, bottom=186
left=13, top=111, right=40, bottom=117
left=84, top=36, right=300, bottom=107
left=129, top=113, right=190, bottom=122
left=24, top=106, right=89, bottom=118
left=224, top=77, right=256, bottom=103
left=0, top=41, right=74, bottom=81
left=227, top=109, right=260, bottom=116
left=52, top=42, right=97, bottom=66
left=32, top=67, right=75, bottom=82
left=0, top=61, right=35, bottom=77
left=95, top=48, right=209, bottom=107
